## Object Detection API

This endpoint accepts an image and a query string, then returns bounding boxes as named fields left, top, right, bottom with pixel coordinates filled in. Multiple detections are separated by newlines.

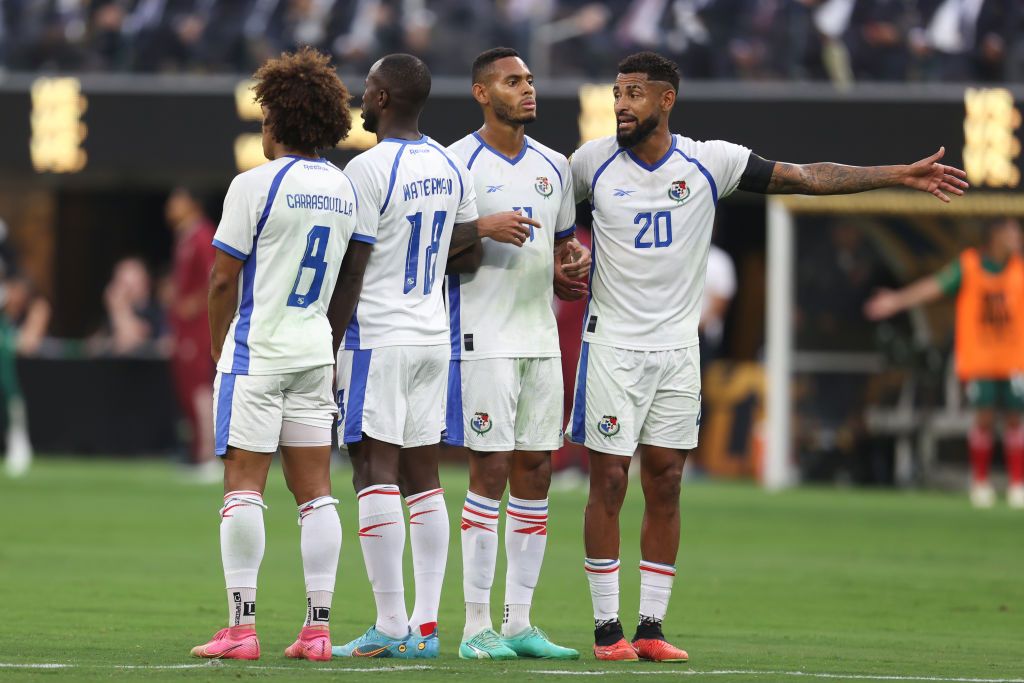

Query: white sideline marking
left=0, top=662, right=1020, bottom=682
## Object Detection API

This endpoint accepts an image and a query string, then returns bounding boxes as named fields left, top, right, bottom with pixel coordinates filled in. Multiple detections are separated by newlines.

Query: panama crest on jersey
left=597, top=415, right=620, bottom=437
left=668, top=179, right=691, bottom=204
left=471, top=412, right=492, bottom=434
left=534, top=176, right=553, bottom=197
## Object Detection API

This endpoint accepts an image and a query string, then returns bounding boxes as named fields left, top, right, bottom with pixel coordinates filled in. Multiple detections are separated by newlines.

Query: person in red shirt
left=165, top=188, right=217, bottom=473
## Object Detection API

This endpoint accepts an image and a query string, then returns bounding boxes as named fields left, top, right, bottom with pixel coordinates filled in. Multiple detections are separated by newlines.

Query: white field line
left=0, top=662, right=1020, bottom=682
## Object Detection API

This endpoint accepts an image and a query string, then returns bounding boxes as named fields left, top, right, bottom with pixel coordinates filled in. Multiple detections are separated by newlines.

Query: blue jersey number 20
left=634, top=211, right=672, bottom=249
left=287, top=225, right=330, bottom=308
left=404, top=210, right=447, bottom=295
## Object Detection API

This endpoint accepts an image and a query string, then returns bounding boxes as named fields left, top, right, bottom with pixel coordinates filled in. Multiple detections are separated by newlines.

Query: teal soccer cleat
left=331, top=626, right=414, bottom=658
left=458, top=628, right=517, bottom=660
left=502, top=627, right=580, bottom=660
left=406, top=626, right=440, bottom=658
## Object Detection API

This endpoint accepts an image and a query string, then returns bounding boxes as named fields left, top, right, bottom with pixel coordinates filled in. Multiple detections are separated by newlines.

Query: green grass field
left=0, top=458, right=1021, bottom=682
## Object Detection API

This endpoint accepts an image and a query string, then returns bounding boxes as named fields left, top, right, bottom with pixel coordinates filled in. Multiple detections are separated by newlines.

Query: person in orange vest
left=865, top=217, right=1024, bottom=509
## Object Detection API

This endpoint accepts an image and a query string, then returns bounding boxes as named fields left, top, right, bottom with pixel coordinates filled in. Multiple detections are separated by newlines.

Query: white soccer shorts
left=444, top=357, right=563, bottom=452
left=213, top=365, right=335, bottom=455
left=336, top=344, right=450, bottom=448
left=566, top=343, right=701, bottom=456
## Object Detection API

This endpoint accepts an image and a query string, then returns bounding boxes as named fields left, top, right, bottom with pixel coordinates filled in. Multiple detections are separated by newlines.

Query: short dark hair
left=253, top=47, right=352, bottom=153
left=472, top=47, right=521, bottom=84
left=617, top=51, right=680, bottom=92
left=375, top=53, right=432, bottom=114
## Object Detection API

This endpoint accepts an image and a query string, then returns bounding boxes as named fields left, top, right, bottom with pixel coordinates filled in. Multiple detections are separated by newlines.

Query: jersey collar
left=472, top=131, right=529, bottom=165
left=624, top=135, right=677, bottom=172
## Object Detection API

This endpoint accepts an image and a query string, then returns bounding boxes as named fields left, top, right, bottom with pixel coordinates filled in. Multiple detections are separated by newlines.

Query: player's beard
left=361, top=108, right=379, bottom=133
left=616, top=112, right=659, bottom=148
left=493, top=98, right=536, bottom=127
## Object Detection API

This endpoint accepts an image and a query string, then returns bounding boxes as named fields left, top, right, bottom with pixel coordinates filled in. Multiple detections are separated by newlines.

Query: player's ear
left=471, top=82, right=488, bottom=106
left=661, top=86, right=676, bottom=112
left=378, top=88, right=389, bottom=111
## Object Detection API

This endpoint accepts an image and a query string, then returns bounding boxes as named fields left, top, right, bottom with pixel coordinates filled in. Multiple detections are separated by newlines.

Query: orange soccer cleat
left=190, top=625, right=260, bottom=660
left=593, top=637, right=639, bottom=661
left=632, top=637, right=689, bottom=662
left=284, top=626, right=332, bottom=661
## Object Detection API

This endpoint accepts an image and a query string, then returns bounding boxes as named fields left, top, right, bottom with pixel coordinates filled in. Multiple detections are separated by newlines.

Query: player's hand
left=554, top=260, right=588, bottom=301
left=863, top=288, right=901, bottom=320
left=902, top=147, right=969, bottom=203
left=477, top=210, right=540, bottom=247
left=557, top=239, right=591, bottom=280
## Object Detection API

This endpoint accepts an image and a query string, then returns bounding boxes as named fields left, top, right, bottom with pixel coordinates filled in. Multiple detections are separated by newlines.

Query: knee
left=511, top=454, right=552, bottom=499
left=644, top=466, right=683, bottom=507
left=470, top=453, right=510, bottom=499
left=589, top=466, right=629, bottom=512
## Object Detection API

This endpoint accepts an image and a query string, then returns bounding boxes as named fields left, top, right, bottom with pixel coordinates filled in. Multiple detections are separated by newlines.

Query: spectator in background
left=93, top=256, right=165, bottom=355
left=700, top=241, right=736, bottom=367
left=844, top=0, right=914, bottom=82
left=165, top=187, right=216, bottom=474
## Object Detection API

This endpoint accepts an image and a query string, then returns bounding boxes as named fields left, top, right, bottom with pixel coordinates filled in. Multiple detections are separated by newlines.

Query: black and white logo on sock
left=243, top=601, right=256, bottom=617
left=312, top=607, right=331, bottom=623
left=233, top=592, right=241, bottom=603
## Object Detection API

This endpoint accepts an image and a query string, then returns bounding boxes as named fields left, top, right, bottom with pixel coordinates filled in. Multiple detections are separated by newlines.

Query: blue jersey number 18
left=404, top=210, right=447, bottom=295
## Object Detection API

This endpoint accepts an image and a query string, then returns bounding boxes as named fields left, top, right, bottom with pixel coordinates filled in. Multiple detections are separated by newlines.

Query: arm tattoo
left=767, top=161, right=903, bottom=195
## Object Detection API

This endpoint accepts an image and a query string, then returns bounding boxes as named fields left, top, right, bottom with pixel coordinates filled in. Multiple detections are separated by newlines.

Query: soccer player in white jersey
left=568, top=51, right=969, bottom=662
left=192, top=48, right=372, bottom=662
left=446, top=48, right=589, bottom=661
left=332, top=54, right=535, bottom=659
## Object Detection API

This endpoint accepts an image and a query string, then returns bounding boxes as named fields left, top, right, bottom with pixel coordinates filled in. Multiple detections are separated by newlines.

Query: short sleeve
left=555, top=161, right=577, bottom=240
left=212, top=175, right=258, bottom=260
left=702, top=139, right=753, bottom=200
left=453, top=157, right=479, bottom=224
left=936, top=257, right=962, bottom=296
left=344, top=155, right=382, bottom=241
left=570, top=149, right=592, bottom=204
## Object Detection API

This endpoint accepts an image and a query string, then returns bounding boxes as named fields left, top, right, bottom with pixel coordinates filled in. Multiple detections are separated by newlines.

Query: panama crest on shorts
left=470, top=411, right=492, bottom=434
left=597, top=415, right=620, bottom=437
left=668, top=179, right=691, bottom=204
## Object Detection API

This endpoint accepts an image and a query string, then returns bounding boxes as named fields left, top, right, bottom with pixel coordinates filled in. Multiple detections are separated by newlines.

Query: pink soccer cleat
left=190, top=625, right=260, bottom=660
left=284, top=626, right=332, bottom=661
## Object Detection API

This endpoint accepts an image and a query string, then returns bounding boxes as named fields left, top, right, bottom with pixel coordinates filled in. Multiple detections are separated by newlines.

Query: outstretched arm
left=863, top=276, right=945, bottom=321
left=764, top=147, right=969, bottom=203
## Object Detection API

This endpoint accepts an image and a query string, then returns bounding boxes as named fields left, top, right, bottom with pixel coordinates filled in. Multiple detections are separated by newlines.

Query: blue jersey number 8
left=287, top=225, right=330, bottom=308
left=634, top=211, right=672, bottom=249
left=404, top=210, right=447, bottom=295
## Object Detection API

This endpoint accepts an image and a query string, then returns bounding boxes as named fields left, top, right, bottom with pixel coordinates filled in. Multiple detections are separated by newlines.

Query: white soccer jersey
left=343, top=135, right=478, bottom=349
left=213, top=155, right=370, bottom=375
left=570, top=134, right=750, bottom=351
left=446, top=133, right=576, bottom=360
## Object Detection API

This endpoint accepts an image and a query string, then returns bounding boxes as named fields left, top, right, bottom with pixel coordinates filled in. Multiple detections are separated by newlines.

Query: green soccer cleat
left=459, top=628, right=518, bottom=660
left=502, top=626, right=580, bottom=660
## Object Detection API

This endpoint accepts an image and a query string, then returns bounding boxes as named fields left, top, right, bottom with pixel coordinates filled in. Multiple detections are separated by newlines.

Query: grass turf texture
left=0, top=459, right=1021, bottom=682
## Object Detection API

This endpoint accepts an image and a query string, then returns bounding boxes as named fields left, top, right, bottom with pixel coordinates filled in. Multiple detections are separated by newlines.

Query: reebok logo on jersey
left=668, top=180, right=691, bottom=204
left=613, top=188, right=636, bottom=197
left=486, top=185, right=504, bottom=193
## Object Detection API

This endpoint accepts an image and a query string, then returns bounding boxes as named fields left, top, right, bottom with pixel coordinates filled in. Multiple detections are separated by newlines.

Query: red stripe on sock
left=461, top=518, right=496, bottom=533
left=463, top=505, right=499, bottom=519
left=584, top=565, right=619, bottom=574
left=640, top=565, right=676, bottom=577
left=358, top=521, right=397, bottom=537
left=406, top=488, right=444, bottom=506
left=513, top=525, right=547, bottom=535
left=507, top=511, right=548, bottom=522
left=358, top=488, right=401, bottom=500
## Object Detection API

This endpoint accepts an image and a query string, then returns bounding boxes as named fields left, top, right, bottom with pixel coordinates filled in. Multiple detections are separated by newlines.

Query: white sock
left=298, top=496, right=341, bottom=627
left=406, top=488, right=449, bottom=637
left=502, top=496, right=548, bottom=636
left=461, top=491, right=500, bottom=637
left=357, top=484, right=407, bottom=639
left=584, top=558, right=620, bottom=623
left=639, top=560, right=675, bottom=623
left=221, top=490, right=266, bottom=627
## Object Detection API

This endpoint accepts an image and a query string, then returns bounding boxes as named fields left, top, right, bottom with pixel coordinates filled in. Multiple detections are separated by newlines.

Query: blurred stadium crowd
left=1, top=0, right=1022, bottom=82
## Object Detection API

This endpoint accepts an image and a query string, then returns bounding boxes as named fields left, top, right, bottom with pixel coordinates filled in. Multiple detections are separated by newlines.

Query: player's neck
left=628, top=127, right=673, bottom=167
left=477, top=120, right=525, bottom=159
left=375, top=118, right=422, bottom=143
left=271, top=143, right=319, bottom=160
